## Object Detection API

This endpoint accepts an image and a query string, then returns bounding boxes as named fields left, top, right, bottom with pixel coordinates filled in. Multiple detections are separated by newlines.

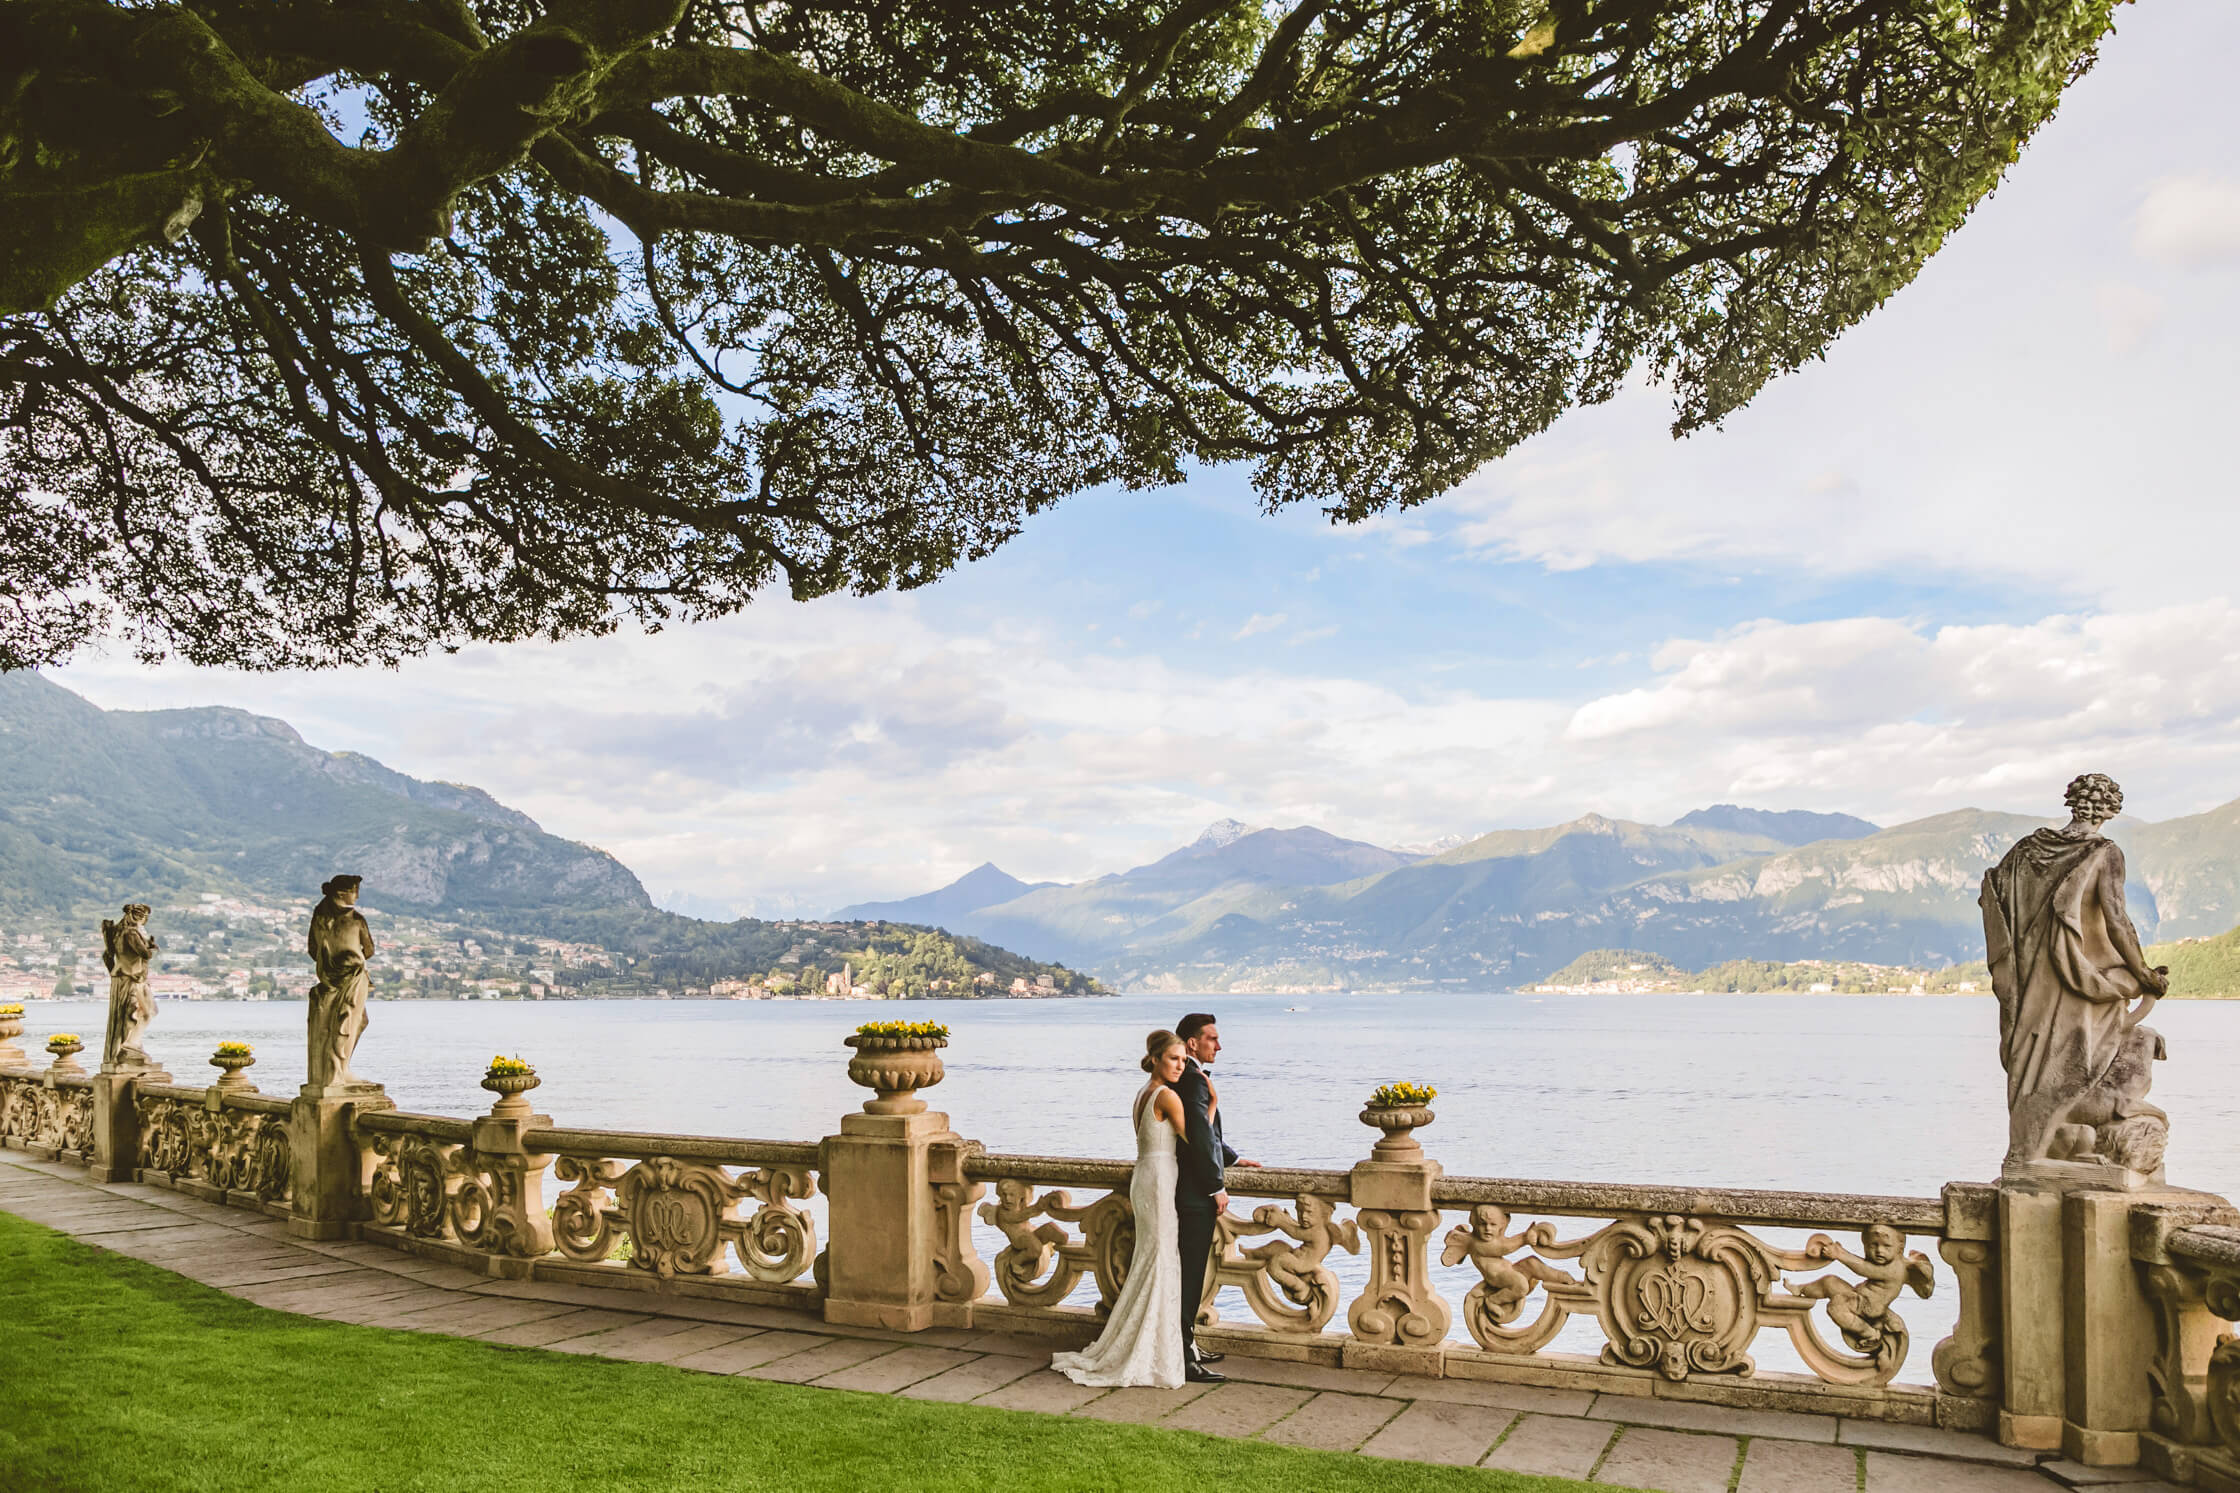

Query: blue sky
left=56, top=0, right=2240, bottom=918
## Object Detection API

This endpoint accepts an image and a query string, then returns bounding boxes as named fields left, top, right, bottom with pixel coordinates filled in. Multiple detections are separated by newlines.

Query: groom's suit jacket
left=1174, top=1057, right=1238, bottom=1212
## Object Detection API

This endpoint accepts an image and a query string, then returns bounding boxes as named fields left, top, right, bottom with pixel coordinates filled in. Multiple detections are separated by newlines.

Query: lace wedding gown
left=1051, top=1090, right=1185, bottom=1388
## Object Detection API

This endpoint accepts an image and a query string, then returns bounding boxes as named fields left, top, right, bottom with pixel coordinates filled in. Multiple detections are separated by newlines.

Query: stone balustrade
left=961, top=1149, right=1991, bottom=1426
left=5, top=1035, right=2239, bottom=1488
left=1, top=1060, right=96, bottom=1164
left=135, top=1082, right=294, bottom=1211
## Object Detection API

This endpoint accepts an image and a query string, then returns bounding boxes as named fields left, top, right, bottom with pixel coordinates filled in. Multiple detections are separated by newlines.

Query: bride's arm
left=1154, top=1086, right=1187, bottom=1138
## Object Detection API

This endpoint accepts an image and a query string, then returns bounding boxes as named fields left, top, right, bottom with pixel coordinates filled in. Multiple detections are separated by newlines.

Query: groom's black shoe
left=1190, top=1348, right=1225, bottom=1365
left=1184, top=1361, right=1227, bottom=1384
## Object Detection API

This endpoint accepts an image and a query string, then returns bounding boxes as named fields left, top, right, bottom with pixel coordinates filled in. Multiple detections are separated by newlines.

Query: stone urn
left=0, top=1005, right=25, bottom=1065
left=844, top=1031, right=947, bottom=1115
left=45, top=1035, right=86, bottom=1075
left=1359, top=1102, right=1435, bottom=1161
left=481, top=1064, right=542, bottom=1118
left=209, top=1046, right=258, bottom=1093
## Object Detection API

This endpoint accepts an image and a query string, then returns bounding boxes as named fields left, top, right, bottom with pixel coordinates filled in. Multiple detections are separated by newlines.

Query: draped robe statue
left=306, top=876, right=377, bottom=1091
left=100, top=903, right=158, bottom=1070
left=1981, top=774, right=2169, bottom=1170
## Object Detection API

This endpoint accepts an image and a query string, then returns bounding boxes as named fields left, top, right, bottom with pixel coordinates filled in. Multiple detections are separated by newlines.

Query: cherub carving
left=1787, top=1223, right=1934, bottom=1354
left=1238, top=1195, right=1361, bottom=1306
left=1441, top=1204, right=1575, bottom=1324
left=979, top=1178, right=1069, bottom=1284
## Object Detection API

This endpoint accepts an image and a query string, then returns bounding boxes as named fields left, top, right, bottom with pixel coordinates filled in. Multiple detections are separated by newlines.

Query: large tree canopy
left=0, top=0, right=2116, bottom=668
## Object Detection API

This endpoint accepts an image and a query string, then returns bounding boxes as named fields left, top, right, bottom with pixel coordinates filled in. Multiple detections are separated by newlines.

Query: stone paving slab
left=2039, top=1460, right=2174, bottom=1486
left=740, top=1336, right=899, bottom=1383
left=669, top=1330, right=834, bottom=1375
left=1483, top=1412, right=1618, bottom=1480
left=1260, top=1390, right=1407, bottom=1452
left=1840, top=1418, right=2053, bottom=1467
left=595, top=1322, right=762, bottom=1364
left=1587, top=1393, right=1839, bottom=1444
left=543, top=1316, right=708, bottom=1356
left=477, top=1309, right=653, bottom=1348
left=1358, top=1399, right=1517, bottom=1466
left=5, top=1158, right=2096, bottom=1493
left=1160, top=1382, right=1313, bottom=1439
left=1867, top=1450, right=2067, bottom=1491
left=895, top=1352, right=1046, bottom=1404
left=1071, top=1382, right=1215, bottom=1425
left=971, top=1368, right=1110, bottom=1415
left=1734, top=1437, right=1861, bottom=1493
left=815, top=1346, right=980, bottom=1395
left=1409, top=1376, right=1597, bottom=1418
left=1594, top=1427, right=1740, bottom=1493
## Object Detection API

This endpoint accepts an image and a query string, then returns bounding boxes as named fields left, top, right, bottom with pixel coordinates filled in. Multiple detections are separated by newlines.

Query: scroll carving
left=1931, top=1237, right=2000, bottom=1402
left=736, top=1165, right=818, bottom=1284
left=366, top=1132, right=459, bottom=1238
left=932, top=1177, right=990, bottom=1306
left=138, top=1097, right=294, bottom=1204
left=1349, top=1207, right=1450, bottom=1347
left=1218, top=1194, right=1360, bottom=1334
left=8, top=1081, right=95, bottom=1158
left=448, top=1148, right=553, bottom=1259
left=551, top=1155, right=628, bottom=1261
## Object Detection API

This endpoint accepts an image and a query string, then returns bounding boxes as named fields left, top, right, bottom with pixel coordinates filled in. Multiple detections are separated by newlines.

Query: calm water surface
left=28, top=990, right=2240, bottom=1383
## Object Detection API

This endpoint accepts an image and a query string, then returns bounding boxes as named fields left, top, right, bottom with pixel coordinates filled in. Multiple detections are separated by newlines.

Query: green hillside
left=0, top=671, right=645, bottom=920
left=2147, top=925, right=2240, bottom=998
left=1533, top=948, right=1994, bottom=994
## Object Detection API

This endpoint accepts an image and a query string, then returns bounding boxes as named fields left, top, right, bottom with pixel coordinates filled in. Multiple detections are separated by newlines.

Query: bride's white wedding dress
left=1051, top=1089, right=1185, bottom=1388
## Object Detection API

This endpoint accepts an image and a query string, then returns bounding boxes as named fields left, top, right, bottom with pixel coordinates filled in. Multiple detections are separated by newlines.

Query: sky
left=52, top=0, right=2240, bottom=920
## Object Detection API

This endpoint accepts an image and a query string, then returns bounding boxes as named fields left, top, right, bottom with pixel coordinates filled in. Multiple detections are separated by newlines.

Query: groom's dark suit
left=1173, top=1055, right=1237, bottom=1352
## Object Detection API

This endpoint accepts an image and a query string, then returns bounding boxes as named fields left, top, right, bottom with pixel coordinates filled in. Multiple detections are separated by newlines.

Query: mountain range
left=838, top=798, right=2240, bottom=991
left=0, top=674, right=1093, bottom=996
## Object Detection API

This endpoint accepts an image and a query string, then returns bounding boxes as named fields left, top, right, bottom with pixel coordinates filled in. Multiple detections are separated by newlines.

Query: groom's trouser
left=1177, top=1201, right=1217, bottom=1348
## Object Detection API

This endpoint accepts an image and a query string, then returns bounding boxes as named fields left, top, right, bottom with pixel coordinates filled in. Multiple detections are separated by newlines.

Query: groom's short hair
left=1178, top=1012, right=1217, bottom=1040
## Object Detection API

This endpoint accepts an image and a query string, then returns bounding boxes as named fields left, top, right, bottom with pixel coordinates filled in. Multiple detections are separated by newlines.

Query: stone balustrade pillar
left=823, top=1029, right=962, bottom=1330
left=1997, top=1172, right=2238, bottom=1466
left=289, top=1083, right=393, bottom=1240
left=1344, top=1099, right=1449, bottom=1375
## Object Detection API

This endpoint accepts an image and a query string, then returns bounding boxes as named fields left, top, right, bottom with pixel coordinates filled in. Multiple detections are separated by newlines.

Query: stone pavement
left=0, top=1157, right=2186, bottom=1492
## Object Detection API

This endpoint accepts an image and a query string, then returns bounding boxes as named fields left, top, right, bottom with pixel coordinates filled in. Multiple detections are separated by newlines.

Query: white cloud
left=2096, top=282, right=2166, bottom=353
left=1560, top=603, right=2240, bottom=823
left=2135, top=175, right=2240, bottom=268
left=54, top=598, right=2240, bottom=916
left=1232, top=612, right=1288, bottom=640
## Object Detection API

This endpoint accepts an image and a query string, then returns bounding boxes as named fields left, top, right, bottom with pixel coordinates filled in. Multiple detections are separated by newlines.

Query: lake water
left=24, top=990, right=2240, bottom=1384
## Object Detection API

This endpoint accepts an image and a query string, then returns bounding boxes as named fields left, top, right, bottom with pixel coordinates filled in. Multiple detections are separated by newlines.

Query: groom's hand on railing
left=1237, top=1158, right=1262, bottom=1168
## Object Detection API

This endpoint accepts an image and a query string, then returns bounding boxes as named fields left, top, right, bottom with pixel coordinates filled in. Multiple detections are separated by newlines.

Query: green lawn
left=0, top=1213, right=1595, bottom=1493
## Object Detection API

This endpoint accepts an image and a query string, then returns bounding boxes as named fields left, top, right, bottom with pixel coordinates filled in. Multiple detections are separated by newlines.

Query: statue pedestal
left=822, top=1109, right=950, bottom=1331
left=1999, top=1172, right=2229, bottom=1464
left=289, top=1084, right=393, bottom=1240
left=88, top=1067, right=165, bottom=1182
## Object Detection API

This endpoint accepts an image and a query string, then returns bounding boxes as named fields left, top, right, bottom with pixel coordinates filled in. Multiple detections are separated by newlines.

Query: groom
left=1174, top=1012, right=1259, bottom=1384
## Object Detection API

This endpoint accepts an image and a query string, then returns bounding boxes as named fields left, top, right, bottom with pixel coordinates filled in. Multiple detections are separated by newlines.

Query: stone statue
left=1980, top=773, right=2169, bottom=1172
left=99, top=903, right=158, bottom=1071
left=306, top=875, right=377, bottom=1092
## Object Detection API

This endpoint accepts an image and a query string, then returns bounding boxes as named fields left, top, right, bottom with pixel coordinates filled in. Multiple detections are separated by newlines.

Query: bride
left=1052, top=1029, right=1191, bottom=1388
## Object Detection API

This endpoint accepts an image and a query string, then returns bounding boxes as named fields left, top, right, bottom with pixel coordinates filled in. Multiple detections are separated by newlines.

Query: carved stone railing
left=353, top=1109, right=824, bottom=1306
left=0, top=1063, right=95, bottom=1164
left=135, top=1081, right=293, bottom=1211
left=2135, top=1211, right=2240, bottom=1488
left=957, top=1149, right=1996, bottom=1428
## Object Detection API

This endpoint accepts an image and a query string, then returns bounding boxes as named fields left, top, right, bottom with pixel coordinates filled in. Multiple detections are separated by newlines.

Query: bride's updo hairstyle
left=1141, top=1029, right=1182, bottom=1073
